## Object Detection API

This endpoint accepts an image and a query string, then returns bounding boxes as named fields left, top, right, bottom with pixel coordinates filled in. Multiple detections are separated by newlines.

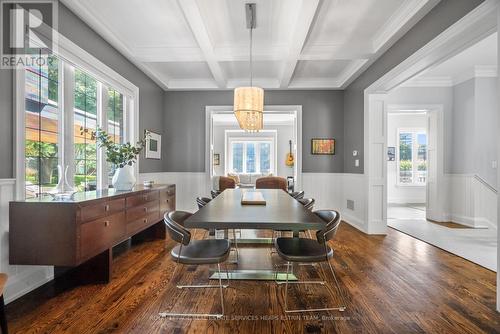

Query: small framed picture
left=311, top=138, right=335, bottom=155
left=213, top=153, right=220, bottom=166
left=387, top=147, right=395, bottom=161
left=145, top=130, right=161, bottom=160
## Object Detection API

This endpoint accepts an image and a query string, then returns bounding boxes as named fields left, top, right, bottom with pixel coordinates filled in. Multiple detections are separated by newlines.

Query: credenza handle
left=143, top=195, right=148, bottom=201
left=104, top=221, right=110, bottom=227
left=104, top=204, right=110, bottom=212
left=144, top=207, right=148, bottom=212
left=143, top=218, right=147, bottom=223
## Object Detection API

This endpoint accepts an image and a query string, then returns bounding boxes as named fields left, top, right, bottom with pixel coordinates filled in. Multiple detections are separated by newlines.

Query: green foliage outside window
left=399, top=160, right=412, bottom=171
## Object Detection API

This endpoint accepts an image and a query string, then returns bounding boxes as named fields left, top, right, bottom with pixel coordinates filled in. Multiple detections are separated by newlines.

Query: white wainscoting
left=444, top=174, right=497, bottom=229
left=341, top=173, right=367, bottom=232
left=141, top=172, right=369, bottom=233
left=0, top=179, right=53, bottom=304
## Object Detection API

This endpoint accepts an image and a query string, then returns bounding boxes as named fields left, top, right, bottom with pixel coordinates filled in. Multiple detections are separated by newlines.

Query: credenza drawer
left=80, top=212, right=126, bottom=259
left=80, top=198, right=125, bottom=222
left=126, top=190, right=159, bottom=208
left=126, top=201, right=159, bottom=223
left=160, top=193, right=175, bottom=214
left=126, top=211, right=161, bottom=235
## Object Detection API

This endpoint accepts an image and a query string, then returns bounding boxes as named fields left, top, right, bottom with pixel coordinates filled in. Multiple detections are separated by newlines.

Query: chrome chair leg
left=279, top=259, right=347, bottom=313
left=159, top=262, right=229, bottom=319
left=232, top=229, right=239, bottom=262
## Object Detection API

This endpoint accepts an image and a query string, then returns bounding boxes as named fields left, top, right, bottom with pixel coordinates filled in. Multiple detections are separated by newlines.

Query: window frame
left=14, top=31, right=139, bottom=199
left=396, top=128, right=427, bottom=187
left=226, top=136, right=276, bottom=175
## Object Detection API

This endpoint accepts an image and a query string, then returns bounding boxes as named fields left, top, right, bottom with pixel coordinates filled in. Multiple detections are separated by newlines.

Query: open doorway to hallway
left=387, top=111, right=428, bottom=221
left=382, top=32, right=498, bottom=272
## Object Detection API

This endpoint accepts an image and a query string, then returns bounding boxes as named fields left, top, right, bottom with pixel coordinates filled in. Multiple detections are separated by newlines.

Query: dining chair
left=210, top=190, right=222, bottom=199
left=270, top=197, right=315, bottom=253
left=196, top=196, right=240, bottom=261
left=255, top=176, right=287, bottom=191
left=219, top=176, right=236, bottom=191
left=196, top=196, right=211, bottom=209
left=0, top=273, right=7, bottom=334
left=297, top=198, right=315, bottom=211
left=274, top=210, right=346, bottom=313
left=289, top=191, right=305, bottom=199
left=160, top=211, right=231, bottom=319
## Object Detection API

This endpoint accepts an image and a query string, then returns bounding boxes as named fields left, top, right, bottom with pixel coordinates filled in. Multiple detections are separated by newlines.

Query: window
left=228, top=138, right=275, bottom=174
left=74, top=70, right=98, bottom=191
left=19, top=52, right=135, bottom=198
left=106, top=89, right=125, bottom=186
left=398, top=129, right=427, bottom=185
left=24, top=56, right=60, bottom=198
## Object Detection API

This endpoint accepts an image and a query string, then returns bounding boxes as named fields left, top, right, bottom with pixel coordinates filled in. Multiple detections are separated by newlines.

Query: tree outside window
left=398, top=130, right=427, bottom=185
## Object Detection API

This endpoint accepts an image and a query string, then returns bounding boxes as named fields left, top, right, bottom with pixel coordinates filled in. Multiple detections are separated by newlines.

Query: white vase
left=112, top=165, right=136, bottom=191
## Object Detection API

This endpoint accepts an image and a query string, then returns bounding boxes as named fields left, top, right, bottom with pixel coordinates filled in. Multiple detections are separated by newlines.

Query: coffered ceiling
left=61, top=0, right=439, bottom=90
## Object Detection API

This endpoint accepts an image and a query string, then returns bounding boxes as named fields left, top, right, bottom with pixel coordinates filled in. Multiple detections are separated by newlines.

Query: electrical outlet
left=355, top=159, right=359, bottom=167
left=347, top=199, right=355, bottom=210
left=492, top=161, right=497, bottom=169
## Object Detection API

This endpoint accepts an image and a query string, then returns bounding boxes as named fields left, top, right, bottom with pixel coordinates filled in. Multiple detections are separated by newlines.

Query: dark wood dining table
left=184, top=188, right=326, bottom=280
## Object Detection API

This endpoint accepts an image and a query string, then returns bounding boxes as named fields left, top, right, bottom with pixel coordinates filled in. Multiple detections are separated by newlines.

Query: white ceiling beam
left=133, top=46, right=205, bottom=62
left=178, top=0, right=226, bottom=88
left=279, top=0, right=320, bottom=88
left=60, top=0, right=170, bottom=90
left=299, top=44, right=373, bottom=61
left=372, top=0, right=434, bottom=52
left=337, top=59, right=369, bottom=88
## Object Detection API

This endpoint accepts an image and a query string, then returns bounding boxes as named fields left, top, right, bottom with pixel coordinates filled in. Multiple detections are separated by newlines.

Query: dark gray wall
left=163, top=90, right=344, bottom=173
left=343, top=0, right=485, bottom=173
left=0, top=3, right=165, bottom=178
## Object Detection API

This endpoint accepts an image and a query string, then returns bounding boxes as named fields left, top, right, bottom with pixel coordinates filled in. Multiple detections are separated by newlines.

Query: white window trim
left=396, top=127, right=427, bottom=187
left=226, top=135, right=277, bottom=175
left=14, top=30, right=139, bottom=199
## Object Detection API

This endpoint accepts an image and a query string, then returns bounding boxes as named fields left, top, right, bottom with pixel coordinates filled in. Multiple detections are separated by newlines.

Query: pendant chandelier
left=234, top=3, right=263, bottom=132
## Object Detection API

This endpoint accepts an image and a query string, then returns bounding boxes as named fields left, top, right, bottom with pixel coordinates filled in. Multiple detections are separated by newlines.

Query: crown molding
left=401, top=76, right=454, bottom=87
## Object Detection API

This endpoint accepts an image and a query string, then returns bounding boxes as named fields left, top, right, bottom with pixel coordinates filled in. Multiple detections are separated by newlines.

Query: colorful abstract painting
left=311, top=138, right=335, bottom=155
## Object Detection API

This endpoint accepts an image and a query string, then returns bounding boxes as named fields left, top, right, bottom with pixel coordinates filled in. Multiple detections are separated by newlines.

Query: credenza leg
left=0, top=295, right=8, bottom=334
left=55, top=248, right=112, bottom=285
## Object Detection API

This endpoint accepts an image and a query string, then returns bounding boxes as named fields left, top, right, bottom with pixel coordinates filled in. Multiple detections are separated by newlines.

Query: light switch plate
left=355, top=159, right=359, bottom=167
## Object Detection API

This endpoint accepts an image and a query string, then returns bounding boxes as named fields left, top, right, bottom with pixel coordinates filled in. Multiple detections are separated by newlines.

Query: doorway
left=386, top=110, right=428, bottom=221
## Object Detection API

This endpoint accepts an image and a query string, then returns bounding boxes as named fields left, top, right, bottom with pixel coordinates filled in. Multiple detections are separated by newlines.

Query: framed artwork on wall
left=387, top=146, right=395, bottom=161
left=145, top=130, right=161, bottom=159
left=311, top=138, right=335, bottom=155
left=213, top=153, right=220, bottom=166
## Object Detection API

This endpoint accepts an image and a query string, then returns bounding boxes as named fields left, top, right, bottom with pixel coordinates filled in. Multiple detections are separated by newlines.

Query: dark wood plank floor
left=6, top=224, right=499, bottom=334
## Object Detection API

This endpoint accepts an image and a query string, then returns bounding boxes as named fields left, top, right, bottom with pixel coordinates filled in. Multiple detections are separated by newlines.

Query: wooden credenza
left=9, top=184, right=175, bottom=283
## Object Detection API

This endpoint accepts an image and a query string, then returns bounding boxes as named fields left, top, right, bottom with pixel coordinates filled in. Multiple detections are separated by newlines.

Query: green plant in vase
left=92, top=127, right=150, bottom=190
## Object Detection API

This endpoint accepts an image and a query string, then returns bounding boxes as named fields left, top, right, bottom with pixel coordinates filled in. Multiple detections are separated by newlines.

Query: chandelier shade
left=234, top=3, right=264, bottom=132
left=234, top=86, right=264, bottom=132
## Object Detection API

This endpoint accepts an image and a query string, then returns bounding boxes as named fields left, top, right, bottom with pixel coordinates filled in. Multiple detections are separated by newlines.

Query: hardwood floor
left=6, top=224, right=499, bottom=333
